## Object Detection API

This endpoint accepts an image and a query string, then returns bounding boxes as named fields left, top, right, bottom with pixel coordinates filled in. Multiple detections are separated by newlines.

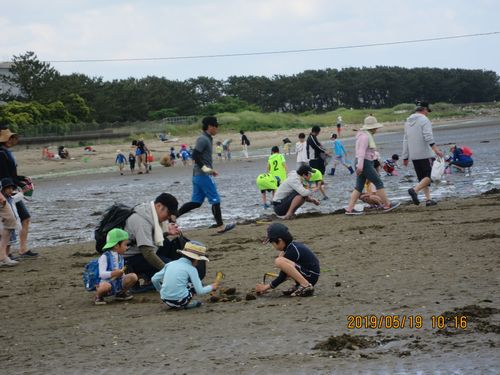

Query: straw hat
left=0, top=129, right=17, bottom=143
left=360, top=116, right=383, bottom=130
left=177, top=241, right=209, bottom=261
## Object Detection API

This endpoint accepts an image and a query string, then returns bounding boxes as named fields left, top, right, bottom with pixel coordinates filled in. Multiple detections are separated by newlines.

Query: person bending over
left=255, top=223, right=320, bottom=297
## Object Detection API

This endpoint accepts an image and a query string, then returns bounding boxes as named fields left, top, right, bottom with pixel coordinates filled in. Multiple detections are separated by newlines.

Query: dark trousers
left=309, top=159, right=326, bottom=175
left=125, top=236, right=206, bottom=280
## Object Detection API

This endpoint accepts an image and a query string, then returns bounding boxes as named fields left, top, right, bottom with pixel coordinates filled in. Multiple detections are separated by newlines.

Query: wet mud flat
left=27, top=117, right=500, bottom=249
left=0, top=192, right=499, bottom=374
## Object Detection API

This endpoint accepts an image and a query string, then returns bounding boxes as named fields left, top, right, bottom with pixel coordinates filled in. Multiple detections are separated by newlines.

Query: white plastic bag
left=431, top=157, right=445, bottom=182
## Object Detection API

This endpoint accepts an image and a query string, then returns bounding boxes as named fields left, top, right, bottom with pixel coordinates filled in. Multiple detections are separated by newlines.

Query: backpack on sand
left=94, top=204, right=135, bottom=253
left=82, top=251, right=113, bottom=291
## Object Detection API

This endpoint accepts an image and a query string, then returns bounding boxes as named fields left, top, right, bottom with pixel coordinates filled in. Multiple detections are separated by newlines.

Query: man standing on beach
left=402, top=101, right=444, bottom=206
left=307, top=125, right=330, bottom=175
left=177, top=116, right=235, bottom=234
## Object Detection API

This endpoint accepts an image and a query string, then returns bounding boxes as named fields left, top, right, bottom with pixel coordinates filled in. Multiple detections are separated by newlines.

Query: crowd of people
left=1, top=104, right=475, bottom=312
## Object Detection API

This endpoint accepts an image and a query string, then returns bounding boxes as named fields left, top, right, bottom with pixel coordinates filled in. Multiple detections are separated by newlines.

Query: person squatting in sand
left=271, top=165, right=320, bottom=220
left=152, top=241, right=218, bottom=310
left=94, top=228, right=138, bottom=305
left=255, top=223, right=320, bottom=297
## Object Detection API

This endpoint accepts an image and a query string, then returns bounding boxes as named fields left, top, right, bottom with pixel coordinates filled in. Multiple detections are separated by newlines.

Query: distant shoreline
left=16, top=115, right=497, bottom=181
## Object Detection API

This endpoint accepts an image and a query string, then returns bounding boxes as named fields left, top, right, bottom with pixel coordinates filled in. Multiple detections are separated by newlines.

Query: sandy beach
left=1, top=191, right=499, bottom=374
left=1, top=115, right=499, bottom=374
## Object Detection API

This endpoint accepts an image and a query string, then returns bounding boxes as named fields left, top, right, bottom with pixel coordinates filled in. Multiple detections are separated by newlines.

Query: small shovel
left=215, top=271, right=225, bottom=283
left=263, top=271, right=278, bottom=283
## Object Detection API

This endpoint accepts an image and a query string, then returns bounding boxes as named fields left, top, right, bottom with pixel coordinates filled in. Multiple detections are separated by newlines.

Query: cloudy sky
left=1, top=0, right=499, bottom=81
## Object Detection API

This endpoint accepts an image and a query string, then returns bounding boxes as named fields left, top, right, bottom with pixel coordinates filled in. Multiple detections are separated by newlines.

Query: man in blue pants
left=177, top=116, right=235, bottom=234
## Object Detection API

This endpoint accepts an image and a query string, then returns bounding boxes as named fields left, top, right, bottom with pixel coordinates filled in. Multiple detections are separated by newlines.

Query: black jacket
left=306, top=133, right=327, bottom=160
left=0, top=145, right=21, bottom=184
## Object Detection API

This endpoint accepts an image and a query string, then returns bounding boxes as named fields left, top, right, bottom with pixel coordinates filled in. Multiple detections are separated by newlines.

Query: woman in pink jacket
left=345, top=116, right=400, bottom=215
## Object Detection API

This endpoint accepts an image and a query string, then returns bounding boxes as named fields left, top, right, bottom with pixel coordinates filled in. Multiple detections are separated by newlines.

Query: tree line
left=1, top=51, right=498, bottom=135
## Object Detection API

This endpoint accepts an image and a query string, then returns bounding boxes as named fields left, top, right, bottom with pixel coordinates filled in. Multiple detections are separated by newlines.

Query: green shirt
left=268, top=153, right=287, bottom=183
left=256, top=173, right=278, bottom=191
left=309, top=168, right=323, bottom=182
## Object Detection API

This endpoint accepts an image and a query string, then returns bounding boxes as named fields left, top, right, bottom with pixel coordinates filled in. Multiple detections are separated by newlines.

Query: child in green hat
left=95, top=228, right=138, bottom=305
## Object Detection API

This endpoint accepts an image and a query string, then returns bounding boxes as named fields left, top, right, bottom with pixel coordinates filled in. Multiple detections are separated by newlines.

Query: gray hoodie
left=402, top=113, right=436, bottom=160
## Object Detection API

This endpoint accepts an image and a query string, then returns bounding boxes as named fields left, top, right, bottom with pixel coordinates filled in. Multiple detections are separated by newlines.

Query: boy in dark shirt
left=128, top=152, right=136, bottom=174
left=255, top=223, right=320, bottom=297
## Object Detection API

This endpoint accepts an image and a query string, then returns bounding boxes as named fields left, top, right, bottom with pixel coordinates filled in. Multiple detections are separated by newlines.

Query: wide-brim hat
left=177, top=241, right=209, bottom=261
left=0, top=129, right=17, bottom=143
left=360, top=116, right=384, bottom=130
left=102, top=228, right=129, bottom=250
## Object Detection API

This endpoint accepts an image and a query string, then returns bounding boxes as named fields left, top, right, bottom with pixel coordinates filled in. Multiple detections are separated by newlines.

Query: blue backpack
left=82, top=251, right=115, bottom=291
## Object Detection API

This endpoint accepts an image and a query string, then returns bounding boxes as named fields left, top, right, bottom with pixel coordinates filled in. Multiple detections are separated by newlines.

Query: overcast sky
left=1, top=0, right=499, bottom=81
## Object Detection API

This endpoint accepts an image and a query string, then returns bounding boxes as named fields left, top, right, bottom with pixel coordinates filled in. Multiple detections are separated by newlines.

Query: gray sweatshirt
left=273, top=171, right=312, bottom=202
left=124, top=203, right=165, bottom=270
left=402, top=113, right=436, bottom=160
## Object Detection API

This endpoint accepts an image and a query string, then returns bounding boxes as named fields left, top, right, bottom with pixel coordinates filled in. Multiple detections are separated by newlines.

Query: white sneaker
left=0, top=257, right=19, bottom=267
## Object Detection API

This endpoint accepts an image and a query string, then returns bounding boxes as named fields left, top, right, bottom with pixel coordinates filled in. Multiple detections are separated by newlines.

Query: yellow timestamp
left=347, top=315, right=468, bottom=330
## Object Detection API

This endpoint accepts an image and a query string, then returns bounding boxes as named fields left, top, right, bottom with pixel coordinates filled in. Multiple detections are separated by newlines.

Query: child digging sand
left=152, top=241, right=218, bottom=310
left=255, top=223, right=320, bottom=297
left=94, top=228, right=138, bottom=305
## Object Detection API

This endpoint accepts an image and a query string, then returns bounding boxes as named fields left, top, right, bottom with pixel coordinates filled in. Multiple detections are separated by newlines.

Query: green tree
left=61, top=93, right=91, bottom=122
left=2, top=51, right=59, bottom=101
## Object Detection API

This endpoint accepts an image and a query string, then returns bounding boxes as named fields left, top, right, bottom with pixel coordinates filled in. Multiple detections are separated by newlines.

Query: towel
left=150, top=201, right=165, bottom=246
left=364, top=131, right=377, bottom=150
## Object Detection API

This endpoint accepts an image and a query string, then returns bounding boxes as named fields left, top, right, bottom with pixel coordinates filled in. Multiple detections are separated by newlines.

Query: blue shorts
left=192, top=175, right=221, bottom=205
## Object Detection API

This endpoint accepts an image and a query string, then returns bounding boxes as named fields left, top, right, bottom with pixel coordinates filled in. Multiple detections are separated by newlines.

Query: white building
left=0, top=62, right=22, bottom=101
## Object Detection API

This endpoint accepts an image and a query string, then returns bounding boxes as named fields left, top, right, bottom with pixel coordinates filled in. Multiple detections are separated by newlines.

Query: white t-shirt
left=295, top=141, right=308, bottom=163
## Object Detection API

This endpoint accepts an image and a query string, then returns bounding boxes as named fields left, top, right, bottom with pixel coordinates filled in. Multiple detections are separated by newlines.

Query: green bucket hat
left=102, top=228, right=129, bottom=250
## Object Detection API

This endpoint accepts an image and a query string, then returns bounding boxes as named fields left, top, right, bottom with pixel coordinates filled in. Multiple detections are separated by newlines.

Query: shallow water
left=28, top=118, right=500, bottom=248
